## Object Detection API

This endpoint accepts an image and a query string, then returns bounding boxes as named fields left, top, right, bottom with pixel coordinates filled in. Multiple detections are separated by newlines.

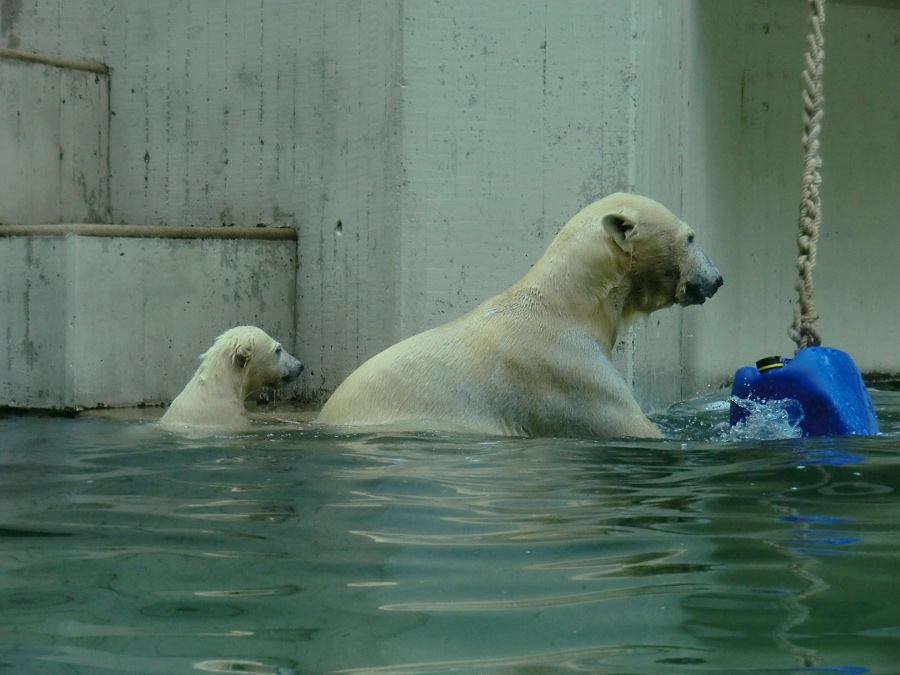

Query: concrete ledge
left=0, top=224, right=297, bottom=240
left=0, top=47, right=109, bottom=75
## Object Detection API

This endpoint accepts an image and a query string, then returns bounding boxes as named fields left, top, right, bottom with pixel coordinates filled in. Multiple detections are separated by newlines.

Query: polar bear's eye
left=686, top=233, right=695, bottom=244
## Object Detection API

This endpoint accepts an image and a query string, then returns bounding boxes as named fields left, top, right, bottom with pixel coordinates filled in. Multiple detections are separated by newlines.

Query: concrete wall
left=396, top=1, right=662, bottom=402
left=0, top=227, right=296, bottom=410
left=2, top=0, right=899, bottom=411
left=629, top=0, right=900, bottom=400
left=0, top=39, right=298, bottom=411
left=801, top=1, right=900, bottom=374
left=0, top=51, right=109, bottom=224
left=688, top=0, right=900, bottom=378
left=3, top=1, right=405, bottom=403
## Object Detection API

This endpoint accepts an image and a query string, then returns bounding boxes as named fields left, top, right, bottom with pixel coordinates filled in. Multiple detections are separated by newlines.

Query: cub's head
left=561, top=193, right=723, bottom=319
left=207, top=325, right=304, bottom=396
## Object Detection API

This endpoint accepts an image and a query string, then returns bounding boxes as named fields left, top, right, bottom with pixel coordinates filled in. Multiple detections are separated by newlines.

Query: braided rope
left=790, top=0, right=826, bottom=351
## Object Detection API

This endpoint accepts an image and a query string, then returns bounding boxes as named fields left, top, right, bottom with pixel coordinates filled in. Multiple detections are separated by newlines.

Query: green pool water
left=2, top=387, right=900, bottom=674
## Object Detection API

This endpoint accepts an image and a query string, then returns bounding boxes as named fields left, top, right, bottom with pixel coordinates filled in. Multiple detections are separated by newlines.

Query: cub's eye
left=686, top=233, right=695, bottom=244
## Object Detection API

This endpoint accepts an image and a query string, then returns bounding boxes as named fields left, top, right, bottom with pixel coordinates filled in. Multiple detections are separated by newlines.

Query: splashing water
left=718, top=396, right=806, bottom=441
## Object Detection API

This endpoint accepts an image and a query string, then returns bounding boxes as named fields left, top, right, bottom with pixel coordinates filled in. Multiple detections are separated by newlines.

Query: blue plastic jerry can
left=730, top=346, right=879, bottom=436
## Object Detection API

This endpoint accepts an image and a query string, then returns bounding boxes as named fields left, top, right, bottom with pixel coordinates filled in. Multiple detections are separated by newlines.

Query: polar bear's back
left=317, top=319, right=503, bottom=433
left=317, top=298, right=654, bottom=438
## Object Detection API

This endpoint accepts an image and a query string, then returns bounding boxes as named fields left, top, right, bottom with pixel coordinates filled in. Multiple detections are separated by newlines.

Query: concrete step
left=1, top=224, right=297, bottom=411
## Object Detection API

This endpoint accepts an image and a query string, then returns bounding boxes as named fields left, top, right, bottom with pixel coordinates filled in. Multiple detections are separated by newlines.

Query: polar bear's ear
left=232, top=344, right=252, bottom=371
left=602, top=212, right=636, bottom=254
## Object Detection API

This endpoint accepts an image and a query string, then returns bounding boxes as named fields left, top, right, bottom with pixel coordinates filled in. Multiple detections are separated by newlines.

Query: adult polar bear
left=318, top=193, right=723, bottom=438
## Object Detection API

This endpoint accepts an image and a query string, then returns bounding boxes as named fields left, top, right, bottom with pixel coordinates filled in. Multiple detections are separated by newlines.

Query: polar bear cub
left=318, top=193, right=723, bottom=439
left=160, top=325, right=303, bottom=432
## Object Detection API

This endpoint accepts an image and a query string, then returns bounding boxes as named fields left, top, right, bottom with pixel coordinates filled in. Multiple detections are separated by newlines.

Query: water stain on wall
left=0, top=0, right=21, bottom=47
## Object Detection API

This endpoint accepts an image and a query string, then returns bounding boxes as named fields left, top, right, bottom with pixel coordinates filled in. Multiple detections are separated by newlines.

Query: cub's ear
left=602, top=210, right=636, bottom=254
left=232, top=344, right=252, bottom=370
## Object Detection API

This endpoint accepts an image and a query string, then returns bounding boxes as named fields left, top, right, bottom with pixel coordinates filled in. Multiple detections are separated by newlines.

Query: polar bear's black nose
left=684, top=273, right=723, bottom=305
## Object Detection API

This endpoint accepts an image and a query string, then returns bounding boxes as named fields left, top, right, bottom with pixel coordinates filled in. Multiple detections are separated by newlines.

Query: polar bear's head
left=204, top=325, right=304, bottom=397
left=559, top=193, right=723, bottom=319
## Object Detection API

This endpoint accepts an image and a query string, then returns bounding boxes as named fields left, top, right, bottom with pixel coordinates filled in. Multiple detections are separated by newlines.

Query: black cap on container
left=756, top=355, right=784, bottom=372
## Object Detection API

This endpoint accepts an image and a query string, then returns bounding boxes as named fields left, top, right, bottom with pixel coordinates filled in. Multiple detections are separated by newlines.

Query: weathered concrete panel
left=0, top=55, right=109, bottom=224
left=293, top=2, right=403, bottom=400
left=0, top=230, right=296, bottom=410
left=805, top=2, right=900, bottom=373
left=682, top=0, right=900, bottom=380
left=0, top=236, right=68, bottom=408
left=398, top=1, right=638, bottom=334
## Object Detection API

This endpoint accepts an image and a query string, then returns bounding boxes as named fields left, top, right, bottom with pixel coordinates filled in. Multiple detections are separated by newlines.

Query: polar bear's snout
left=278, top=348, right=304, bottom=383
left=677, top=248, right=724, bottom=307
left=681, top=273, right=723, bottom=306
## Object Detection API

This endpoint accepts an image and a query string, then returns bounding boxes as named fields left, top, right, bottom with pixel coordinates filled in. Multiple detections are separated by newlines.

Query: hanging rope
left=790, top=0, right=826, bottom=351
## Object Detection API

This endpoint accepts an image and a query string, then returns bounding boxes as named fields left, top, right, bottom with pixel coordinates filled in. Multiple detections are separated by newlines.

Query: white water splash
left=717, top=397, right=806, bottom=441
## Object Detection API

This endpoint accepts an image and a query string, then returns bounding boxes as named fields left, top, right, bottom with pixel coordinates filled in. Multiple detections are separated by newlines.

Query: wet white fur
left=160, top=326, right=302, bottom=432
left=317, top=193, right=722, bottom=439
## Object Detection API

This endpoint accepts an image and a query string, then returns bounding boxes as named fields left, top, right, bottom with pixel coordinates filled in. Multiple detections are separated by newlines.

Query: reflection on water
left=1, top=388, right=900, bottom=673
